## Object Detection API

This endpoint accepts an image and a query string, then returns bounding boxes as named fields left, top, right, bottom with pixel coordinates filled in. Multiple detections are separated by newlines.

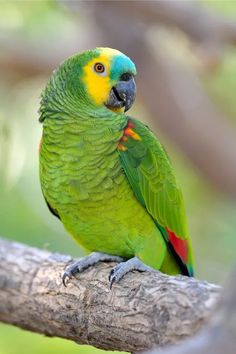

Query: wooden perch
left=145, top=269, right=236, bottom=354
left=0, top=238, right=220, bottom=352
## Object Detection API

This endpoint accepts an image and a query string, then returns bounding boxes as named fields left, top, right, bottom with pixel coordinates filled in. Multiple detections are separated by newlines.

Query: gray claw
left=62, top=271, right=70, bottom=287
left=109, top=257, right=154, bottom=289
left=62, top=252, right=123, bottom=286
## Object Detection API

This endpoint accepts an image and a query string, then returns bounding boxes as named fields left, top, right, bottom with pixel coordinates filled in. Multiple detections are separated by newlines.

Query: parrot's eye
left=94, top=62, right=105, bottom=74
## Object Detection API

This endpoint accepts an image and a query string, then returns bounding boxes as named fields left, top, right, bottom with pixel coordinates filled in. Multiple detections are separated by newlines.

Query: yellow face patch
left=82, top=48, right=123, bottom=106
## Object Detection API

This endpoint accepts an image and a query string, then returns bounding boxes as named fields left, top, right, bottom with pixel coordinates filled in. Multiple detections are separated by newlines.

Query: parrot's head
left=40, top=47, right=137, bottom=121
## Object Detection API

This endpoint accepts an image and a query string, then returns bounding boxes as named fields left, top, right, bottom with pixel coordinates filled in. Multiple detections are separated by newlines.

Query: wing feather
left=119, top=118, right=194, bottom=275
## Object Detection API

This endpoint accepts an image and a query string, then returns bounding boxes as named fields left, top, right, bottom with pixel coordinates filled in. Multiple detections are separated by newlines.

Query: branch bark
left=145, top=269, right=236, bottom=354
left=0, top=238, right=220, bottom=352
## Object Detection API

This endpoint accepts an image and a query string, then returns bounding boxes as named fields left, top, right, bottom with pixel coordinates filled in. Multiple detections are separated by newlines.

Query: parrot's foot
left=108, top=257, right=154, bottom=289
left=62, top=252, right=123, bottom=286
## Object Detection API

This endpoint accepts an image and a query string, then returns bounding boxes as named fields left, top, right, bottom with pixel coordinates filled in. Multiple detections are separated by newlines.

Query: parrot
left=39, top=47, right=194, bottom=288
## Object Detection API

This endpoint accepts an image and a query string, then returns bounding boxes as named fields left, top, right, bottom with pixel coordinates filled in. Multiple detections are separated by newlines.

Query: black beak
left=106, top=74, right=136, bottom=112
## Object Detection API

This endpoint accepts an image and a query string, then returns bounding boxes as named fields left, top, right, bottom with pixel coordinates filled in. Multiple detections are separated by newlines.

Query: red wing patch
left=166, top=228, right=188, bottom=264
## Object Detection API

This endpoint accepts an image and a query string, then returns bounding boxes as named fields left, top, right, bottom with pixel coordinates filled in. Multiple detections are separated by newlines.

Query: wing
left=118, top=118, right=194, bottom=276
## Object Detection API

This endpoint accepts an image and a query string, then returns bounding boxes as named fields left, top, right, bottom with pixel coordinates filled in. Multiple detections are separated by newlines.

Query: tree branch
left=106, top=0, right=236, bottom=46
left=145, top=269, right=236, bottom=354
left=0, top=238, right=220, bottom=352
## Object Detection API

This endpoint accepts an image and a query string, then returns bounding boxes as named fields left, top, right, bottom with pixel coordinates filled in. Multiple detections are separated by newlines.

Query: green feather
left=119, top=118, right=194, bottom=273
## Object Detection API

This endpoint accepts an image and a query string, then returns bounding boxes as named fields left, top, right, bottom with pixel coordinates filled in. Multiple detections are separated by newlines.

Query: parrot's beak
left=106, top=74, right=136, bottom=112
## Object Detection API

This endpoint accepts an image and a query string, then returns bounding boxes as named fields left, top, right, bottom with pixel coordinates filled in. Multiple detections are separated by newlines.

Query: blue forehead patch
left=110, top=54, right=137, bottom=81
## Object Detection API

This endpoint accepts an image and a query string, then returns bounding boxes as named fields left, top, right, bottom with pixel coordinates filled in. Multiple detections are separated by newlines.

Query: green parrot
left=39, top=47, right=194, bottom=287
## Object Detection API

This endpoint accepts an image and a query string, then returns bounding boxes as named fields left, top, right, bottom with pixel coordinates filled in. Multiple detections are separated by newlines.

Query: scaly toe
left=108, top=263, right=128, bottom=289
left=62, top=263, right=80, bottom=286
left=62, top=271, right=71, bottom=287
left=62, top=252, right=124, bottom=286
left=108, top=257, right=155, bottom=289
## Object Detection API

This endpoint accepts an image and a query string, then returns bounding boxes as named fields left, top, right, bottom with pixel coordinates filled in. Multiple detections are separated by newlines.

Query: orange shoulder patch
left=117, top=120, right=141, bottom=151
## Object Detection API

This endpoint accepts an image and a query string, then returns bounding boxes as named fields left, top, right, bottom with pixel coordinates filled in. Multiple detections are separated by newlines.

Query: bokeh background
left=1, top=1, right=236, bottom=354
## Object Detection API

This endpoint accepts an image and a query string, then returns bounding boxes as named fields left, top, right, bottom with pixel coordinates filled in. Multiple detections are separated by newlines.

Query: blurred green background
left=0, top=1, right=236, bottom=354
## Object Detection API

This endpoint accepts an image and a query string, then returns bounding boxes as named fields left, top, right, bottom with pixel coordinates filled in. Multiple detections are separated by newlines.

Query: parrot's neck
left=42, top=110, right=127, bottom=141
left=41, top=111, right=128, bottom=166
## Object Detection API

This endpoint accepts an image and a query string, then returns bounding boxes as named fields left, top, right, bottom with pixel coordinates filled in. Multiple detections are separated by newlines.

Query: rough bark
left=145, top=269, right=236, bottom=354
left=0, top=238, right=220, bottom=352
